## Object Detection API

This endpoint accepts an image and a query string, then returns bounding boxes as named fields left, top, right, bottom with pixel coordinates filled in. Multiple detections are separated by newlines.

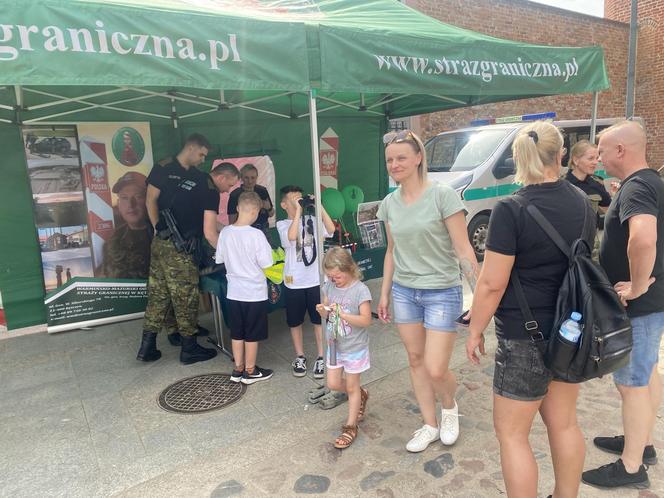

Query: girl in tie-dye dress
left=316, top=247, right=372, bottom=449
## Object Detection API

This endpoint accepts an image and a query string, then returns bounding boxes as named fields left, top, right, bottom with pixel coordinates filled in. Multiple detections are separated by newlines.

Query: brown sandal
left=334, top=424, right=358, bottom=449
left=358, top=387, right=369, bottom=422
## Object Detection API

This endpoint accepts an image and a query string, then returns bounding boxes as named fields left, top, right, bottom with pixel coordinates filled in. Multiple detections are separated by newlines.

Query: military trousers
left=143, top=237, right=199, bottom=336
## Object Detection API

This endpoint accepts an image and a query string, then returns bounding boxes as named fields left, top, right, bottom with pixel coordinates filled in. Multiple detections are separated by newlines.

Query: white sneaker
left=406, top=424, right=440, bottom=453
left=440, top=400, right=460, bottom=445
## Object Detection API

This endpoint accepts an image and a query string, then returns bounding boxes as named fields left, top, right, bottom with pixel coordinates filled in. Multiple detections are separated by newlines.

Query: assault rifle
left=159, top=208, right=196, bottom=254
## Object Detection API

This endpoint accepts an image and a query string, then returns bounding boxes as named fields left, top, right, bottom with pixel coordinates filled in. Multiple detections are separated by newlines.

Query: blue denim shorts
left=391, top=282, right=462, bottom=331
left=613, top=311, right=664, bottom=387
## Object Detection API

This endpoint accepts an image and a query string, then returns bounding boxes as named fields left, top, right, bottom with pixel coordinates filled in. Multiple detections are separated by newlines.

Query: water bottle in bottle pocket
left=559, top=312, right=583, bottom=343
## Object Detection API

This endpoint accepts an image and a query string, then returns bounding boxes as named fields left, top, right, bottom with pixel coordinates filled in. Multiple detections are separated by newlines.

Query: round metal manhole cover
left=158, top=373, right=246, bottom=414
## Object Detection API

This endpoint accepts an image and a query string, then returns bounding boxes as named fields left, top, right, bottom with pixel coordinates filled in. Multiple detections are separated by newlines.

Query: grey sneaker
left=313, top=357, right=325, bottom=379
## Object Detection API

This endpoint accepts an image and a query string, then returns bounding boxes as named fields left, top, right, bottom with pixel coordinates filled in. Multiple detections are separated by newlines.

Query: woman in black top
left=465, top=122, right=595, bottom=498
left=565, top=139, right=611, bottom=216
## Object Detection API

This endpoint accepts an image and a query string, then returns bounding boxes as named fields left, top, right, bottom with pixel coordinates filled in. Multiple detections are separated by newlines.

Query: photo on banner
left=22, top=126, right=94, bottom=292
left=21, top=123, right=155, bottom=333
left=77, top=123, right=153, bottom=280
left=213, top=155, right=276, bottom=227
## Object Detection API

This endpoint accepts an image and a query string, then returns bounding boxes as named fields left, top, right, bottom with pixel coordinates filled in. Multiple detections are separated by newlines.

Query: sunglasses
left=383, top=129, right=419, bottom=150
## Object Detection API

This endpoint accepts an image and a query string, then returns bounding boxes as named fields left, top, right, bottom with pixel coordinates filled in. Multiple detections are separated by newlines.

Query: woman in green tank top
left=376, top=130, right=479, bottom=453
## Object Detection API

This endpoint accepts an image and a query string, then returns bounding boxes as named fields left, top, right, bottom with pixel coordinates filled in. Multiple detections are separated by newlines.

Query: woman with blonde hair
left=377, top=130, right=479, bottom=453
left=466, top=121, right=595, bottom=498
left=565, top=139, right=611, bottom=219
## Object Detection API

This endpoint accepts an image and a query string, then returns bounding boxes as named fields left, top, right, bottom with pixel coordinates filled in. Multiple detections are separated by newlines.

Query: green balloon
left=321, top=188, right=346, bottom=218
left=341, top=185, right=365, bottom=213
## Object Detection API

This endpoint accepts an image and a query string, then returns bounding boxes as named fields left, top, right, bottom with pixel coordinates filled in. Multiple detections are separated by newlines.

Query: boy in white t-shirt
left=277, top=185, right=335, bottom=378
left=216, top=191, right=274, bottom=385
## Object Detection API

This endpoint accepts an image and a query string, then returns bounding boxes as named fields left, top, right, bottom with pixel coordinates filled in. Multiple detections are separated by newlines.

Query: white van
left=417, top=115, right=637, bottom=260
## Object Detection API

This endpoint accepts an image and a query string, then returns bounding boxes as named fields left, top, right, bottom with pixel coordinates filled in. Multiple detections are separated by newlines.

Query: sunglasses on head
left=383, top=129, right=419, bottom=150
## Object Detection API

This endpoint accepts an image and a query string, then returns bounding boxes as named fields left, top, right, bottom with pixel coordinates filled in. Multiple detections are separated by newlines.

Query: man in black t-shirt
left=227, top=163, right=274, bottom=233
left=583, top=121, right=664, bottom=490
left=136, top=133, right=220, bottom=366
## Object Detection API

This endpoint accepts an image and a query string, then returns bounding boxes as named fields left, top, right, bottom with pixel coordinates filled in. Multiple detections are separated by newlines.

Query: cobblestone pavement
left=117, top=325, right=663, bottom=498
left=1, top=283, right=662, bottom=497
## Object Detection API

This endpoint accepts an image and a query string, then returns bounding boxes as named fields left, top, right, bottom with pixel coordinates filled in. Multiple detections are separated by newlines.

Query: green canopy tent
left=0, top=0, right=609, bottom=330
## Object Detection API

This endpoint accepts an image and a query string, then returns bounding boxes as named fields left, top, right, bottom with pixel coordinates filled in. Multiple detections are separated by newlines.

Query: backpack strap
left=508, top=194, right=546, bottom=342
left=509, top=271, right=545, bottom=342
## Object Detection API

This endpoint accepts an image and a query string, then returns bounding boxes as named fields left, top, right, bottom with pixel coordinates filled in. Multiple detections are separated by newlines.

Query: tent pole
left=590, top=91, right=599, bottom=144
left=308, top=89, right=326, bottom=285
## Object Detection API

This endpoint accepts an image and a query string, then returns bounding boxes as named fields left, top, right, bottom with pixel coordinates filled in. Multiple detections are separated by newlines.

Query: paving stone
left=360, top=420, right=384, bottom=440
left=359, top=470, right=396, bottom=491
left=211, top=479, right=244, bottom=498
left=376, top=487, right=396, bottom=498
left=480, top=478, right=498, bottom=490
left=293, top=474, right=331, bottom=494
left=423, top=452, right=455, bottom=478
left=318, top=442, right=341, bottom=464
left=534, top=451, right=547, bottom=460
left=476, top=421, right=494, bottom=432
left=405, top=402, right=421, bottom=415
left=462, top=381, right=481, bottom=391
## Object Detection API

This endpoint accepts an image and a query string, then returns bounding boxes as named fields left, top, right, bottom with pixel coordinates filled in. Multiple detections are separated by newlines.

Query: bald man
left=582, top=121, right=664, bottom=490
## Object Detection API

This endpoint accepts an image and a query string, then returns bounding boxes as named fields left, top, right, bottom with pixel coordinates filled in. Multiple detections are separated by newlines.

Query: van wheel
left=468, top=214, right=490, bottom=262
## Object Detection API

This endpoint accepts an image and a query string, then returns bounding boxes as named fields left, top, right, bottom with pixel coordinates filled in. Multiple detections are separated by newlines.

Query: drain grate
left=158, top=373, right=246, bottom=414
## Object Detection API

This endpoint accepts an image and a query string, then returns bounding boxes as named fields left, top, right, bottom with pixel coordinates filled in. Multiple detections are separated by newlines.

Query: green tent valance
left=0, top=0, right=609, bottom=124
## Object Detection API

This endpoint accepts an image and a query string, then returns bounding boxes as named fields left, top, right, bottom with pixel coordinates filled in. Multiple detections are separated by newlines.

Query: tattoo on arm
left=460, top=258, right=479, bottom=292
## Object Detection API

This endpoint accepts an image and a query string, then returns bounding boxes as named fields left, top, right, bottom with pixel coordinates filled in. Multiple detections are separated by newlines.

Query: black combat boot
left=167, top=331, right=182, bottom=346
left=180, top=335, right=217, bottom=365
left=136, top=331, right=161, bottom=362
left=196, top=324, right=211, bottom=337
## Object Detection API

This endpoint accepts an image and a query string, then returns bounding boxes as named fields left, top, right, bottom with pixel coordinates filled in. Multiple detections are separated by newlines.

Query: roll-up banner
left=22, top=123, right=153, bottom=333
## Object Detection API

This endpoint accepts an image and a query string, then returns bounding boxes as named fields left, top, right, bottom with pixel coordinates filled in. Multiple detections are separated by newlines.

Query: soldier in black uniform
left=136, top=134, right=220, bottom=365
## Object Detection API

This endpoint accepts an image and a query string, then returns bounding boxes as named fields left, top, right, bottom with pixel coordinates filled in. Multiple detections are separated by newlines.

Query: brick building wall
left=409, top=0, right=662, bottom=168
left=605, top=0, right=664, bottom=169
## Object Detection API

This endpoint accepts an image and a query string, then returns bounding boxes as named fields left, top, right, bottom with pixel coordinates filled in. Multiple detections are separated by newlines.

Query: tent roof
left=0, top=0, right=609, bottom=124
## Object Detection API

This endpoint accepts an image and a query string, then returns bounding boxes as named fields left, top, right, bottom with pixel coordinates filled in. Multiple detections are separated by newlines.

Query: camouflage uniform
left=143, top=237, right=199, bottom=336
left=99, top=224, right=151, bottom=279
left=142, top=158, right=219, bottom=338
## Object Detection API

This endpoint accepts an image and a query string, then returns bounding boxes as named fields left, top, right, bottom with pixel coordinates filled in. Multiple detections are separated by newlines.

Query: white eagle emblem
left=90, top=165, right=105, bottom=181
left=321, top=152, right=336, bottom=167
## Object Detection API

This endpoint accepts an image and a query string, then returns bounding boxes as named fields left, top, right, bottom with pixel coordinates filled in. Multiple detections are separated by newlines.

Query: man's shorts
left=493, top=338, right=554, bottom=401
left=284, top=285, right=321, bottom=327
left=228, top=299, right=268, bottom=342
left=613, top=311, right=664, bottom=387
left=392, top=282, right=462, bottom=331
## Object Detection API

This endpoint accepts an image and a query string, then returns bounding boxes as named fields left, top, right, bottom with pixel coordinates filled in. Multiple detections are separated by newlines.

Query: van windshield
left=425, top=129, right=511, bottom=172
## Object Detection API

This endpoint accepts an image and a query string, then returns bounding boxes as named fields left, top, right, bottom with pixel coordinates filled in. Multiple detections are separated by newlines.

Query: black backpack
left=510, top=194, right=632, bottom=383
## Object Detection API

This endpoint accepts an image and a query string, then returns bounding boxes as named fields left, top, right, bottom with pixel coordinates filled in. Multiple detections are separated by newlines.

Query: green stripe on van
left=463, top=183, right=521, bottom=201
